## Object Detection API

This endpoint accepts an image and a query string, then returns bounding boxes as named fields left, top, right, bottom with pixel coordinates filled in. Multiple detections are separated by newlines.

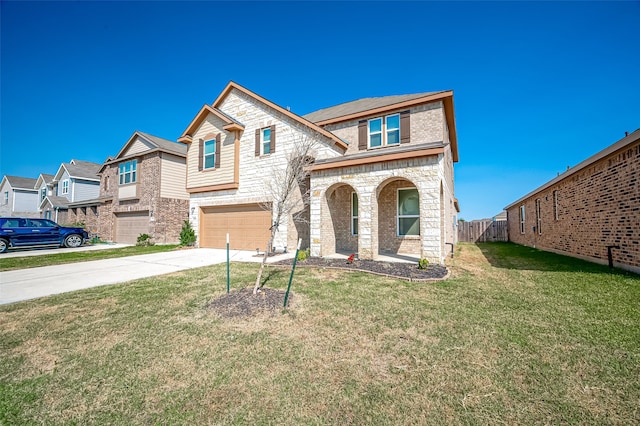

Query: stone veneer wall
left=506, top=138, right=639, bottom=273
left=310, top=156, right=445, bottom=263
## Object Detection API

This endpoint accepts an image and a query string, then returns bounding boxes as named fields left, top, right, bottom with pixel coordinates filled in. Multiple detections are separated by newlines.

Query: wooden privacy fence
left=458, top=220, right=508, bottom=243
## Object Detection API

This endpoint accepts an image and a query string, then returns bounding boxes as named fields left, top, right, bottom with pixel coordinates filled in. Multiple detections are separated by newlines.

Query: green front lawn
left=1, top=243, right=638, bottom=424
left=0, top=244, right=179, bottom=271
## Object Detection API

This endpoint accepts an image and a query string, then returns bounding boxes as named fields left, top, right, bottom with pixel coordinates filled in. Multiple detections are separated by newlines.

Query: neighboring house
left=40, top=160, right=101, bottom=225
left=0, top=175, right=39, bottom=217
left=96, top=131, right=189, bottom=244
left=505, top=129, right=640, bottom=274
left=178, top=81, right=459, bottom=264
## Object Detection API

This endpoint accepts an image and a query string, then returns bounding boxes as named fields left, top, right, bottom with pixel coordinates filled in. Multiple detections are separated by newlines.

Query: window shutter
left=358, top=120, right=367, bottom=150
left=198, top=139, right=204, bottom=171
left=270, top=125, right=276, bottom=153
left=400, top=110, right=410, bottom=144
left=215, top=133, right=221, bottom=168
left=255, top=129, right=260, bottom=156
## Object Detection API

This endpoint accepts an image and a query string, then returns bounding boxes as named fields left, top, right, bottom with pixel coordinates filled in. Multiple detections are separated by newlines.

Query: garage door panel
left=115, top=212, right=149, bottom=244
left=200, top=204, right=271, bottom=250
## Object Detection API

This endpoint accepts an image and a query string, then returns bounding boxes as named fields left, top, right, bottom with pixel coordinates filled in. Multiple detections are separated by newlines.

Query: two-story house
left=40, top=160, right=101, bottom=224
left=178, top=82, right=459, bottom=264
left=96, top=131, right=189, bottom=244
left=0, top=175, right=39, bottom=218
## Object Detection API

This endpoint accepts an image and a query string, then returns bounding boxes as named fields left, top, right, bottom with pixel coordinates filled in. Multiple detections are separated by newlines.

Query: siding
left=160, top=153, right=188, bottom=199
left=13, top=190, right=39, bottom=215
left=187, top=115, right=235, bottom=189
left=58, top=170, right=71, bottom=201
left=0, top=180, right=12, bottom=216
left=72, top=179, right=100, bottom=202
left=123, top=136, right=155, bottom=156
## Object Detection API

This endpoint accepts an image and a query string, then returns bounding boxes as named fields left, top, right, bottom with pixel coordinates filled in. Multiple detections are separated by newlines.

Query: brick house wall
left=506, top=131, right=639, bottom=274
left=97, top=152, right=189, bottom=244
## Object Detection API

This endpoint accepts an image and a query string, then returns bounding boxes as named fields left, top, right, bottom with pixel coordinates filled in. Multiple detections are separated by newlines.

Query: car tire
left=0, top=239, right=8, bottom=254
left=64, top=234, right=84, bottom=248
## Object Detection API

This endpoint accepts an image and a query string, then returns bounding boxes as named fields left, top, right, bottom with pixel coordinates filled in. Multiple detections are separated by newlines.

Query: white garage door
left=200, top=204, right=272, bottom=250
left=115, top=211, right=149, bottom=244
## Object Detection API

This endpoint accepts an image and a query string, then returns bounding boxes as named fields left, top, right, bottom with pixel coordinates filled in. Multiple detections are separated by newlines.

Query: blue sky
left=1, top=1, right=638, bottom=220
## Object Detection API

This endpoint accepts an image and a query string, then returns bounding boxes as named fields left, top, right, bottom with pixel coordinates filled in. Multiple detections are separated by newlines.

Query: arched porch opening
left=322, top=182, right=359, bottom=256
left=376, top=177, right=421, bottom=257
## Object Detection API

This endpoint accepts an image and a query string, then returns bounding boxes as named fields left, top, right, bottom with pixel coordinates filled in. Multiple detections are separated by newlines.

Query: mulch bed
left=207, top=287, right=289, bottom=318
left=273, top=257, right=449, bottom=282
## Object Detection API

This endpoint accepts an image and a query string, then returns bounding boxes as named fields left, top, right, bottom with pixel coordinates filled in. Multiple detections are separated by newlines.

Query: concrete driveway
left=0, top=248, right=294, bottom=305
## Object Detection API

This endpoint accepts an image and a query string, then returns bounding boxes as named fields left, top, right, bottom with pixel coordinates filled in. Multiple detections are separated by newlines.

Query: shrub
left=63, top=221, right=86, bottom=228
left=180, top=220, right=196, bottom=247
left=418, top=258, right=429, bottom=269
left=297, top=248, right=310, bottom=262
left=136, top=234, right=154, bottom=246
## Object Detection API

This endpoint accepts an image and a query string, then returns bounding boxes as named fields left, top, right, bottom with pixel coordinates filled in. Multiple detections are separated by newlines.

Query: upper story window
left=61, top=180, right=69, bottom=194
left=3, top=191, right=8, bottom=205
left=40, top=188, right=46, bottom=201
left=198, top=133, right=221, bottom=171
left=359, top=110, right=409, bottom=150
left=255, top=126, right=276, bottom=156
left=368, top=114, right=400, bottom=148
left=204, top=139, right=216, bottom=169
left=398, top=188, right=420, bottom=236
left=119, top=160, right=137, bottom=185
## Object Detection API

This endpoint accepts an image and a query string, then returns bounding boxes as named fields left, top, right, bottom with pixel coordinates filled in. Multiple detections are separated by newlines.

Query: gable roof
left=42, top=195, right=70, bottom=209
left=505, top=128, right=640, bottom=210
left=34, top=173, right=55, bottom=189
left=2, top=175, right=38, bottom=191
left=54, top=160, right=101, bottom=182
left=178, top=105, right=246, bottom=143
left=179, top=81, right=348, bottom=151
left=302, top=91, right=448, bottom=123
left=101, top=131, right=186, bottom=171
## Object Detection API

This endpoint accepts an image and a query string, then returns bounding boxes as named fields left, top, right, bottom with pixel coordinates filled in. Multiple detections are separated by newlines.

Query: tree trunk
left=253, top=226, right=276, bottom=294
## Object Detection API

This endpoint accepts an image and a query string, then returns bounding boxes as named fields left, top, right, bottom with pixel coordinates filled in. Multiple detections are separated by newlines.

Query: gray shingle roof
left=66, top=160, right=102, bottom=180
left=4, top=175, right=38, bottom=190
left=138, top=131, right=187, bottom=156
left=302, top=91, right=447, bottom=123
left=46, top=196, right=70, bottom=209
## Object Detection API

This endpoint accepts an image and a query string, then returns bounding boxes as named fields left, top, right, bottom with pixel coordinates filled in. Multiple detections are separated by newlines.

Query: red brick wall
left=507, top=139, right=639, bottom=273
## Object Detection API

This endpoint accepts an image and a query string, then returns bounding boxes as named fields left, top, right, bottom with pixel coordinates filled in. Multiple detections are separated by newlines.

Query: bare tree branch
left=253, top=136, right=318, bottom=294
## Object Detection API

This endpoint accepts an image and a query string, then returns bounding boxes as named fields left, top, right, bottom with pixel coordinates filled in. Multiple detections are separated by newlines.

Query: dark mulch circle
left=273, top=257, right=449, bottom=281
left=207, top=287, right=290, bottom=318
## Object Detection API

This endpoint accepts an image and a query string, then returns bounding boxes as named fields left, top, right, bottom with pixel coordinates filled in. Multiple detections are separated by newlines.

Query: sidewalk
left=0, top=248, right=295, bottom=305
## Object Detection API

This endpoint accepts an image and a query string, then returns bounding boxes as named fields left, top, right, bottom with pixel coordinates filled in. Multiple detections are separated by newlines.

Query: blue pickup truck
left=0, top=217, right=88, bottom=253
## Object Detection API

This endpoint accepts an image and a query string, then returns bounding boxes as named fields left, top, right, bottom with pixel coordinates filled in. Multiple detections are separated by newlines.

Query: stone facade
left=506, top=130, right=639, bottom=274
left=181, top=83, right=459, bottom=264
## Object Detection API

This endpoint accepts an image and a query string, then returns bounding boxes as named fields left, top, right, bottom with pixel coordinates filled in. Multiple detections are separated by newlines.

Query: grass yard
left=0, top=244, right=179, bottom=271
left=1, top=243, right=638, bottom=424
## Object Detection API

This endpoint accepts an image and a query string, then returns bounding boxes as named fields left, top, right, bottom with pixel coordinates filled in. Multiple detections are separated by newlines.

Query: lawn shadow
left=474, top=242, right=637, bottom=276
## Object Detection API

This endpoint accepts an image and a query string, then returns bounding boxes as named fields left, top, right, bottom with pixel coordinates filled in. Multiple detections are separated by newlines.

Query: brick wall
left=507, top=136, right=639, bottom=273
left=97, top=152, right=189, bottom=244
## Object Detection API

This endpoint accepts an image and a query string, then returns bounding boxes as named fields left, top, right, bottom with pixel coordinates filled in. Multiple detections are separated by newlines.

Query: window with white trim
left=119, top=160, right=137, bottom=185
left=535, top=199, right=542, bottom=235
left=398, top=188, right=420, bottom=236
left=519, top=205, right=526, bottom=234
left=40, top=188, right=46, bottom=201
left=61, top=180, right=69, bottom=194
left=351, top=192, right=358, bottom=236
left=368, top=113, right=400, bottom=148
left=3, top=192, right=8, bottom=205
left=204, top=139, right=216, bottom=169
